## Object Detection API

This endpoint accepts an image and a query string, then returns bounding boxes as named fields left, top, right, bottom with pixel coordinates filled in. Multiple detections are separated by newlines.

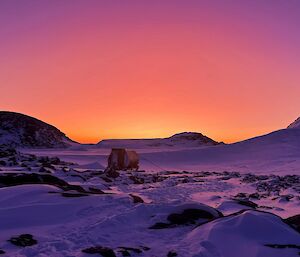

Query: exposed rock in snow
left=8, top=234, right=38, bottom=247
left=149, top=204, right=223, bottom=229
left=285, top=214, right=300, bottom=233
left=287, top=117, right=300, bottom=129
left=0, top=111, right=77, bottom=148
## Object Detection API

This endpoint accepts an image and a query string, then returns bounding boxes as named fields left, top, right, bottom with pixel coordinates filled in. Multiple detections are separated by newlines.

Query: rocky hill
left=0, top=111, right=76, bottom=148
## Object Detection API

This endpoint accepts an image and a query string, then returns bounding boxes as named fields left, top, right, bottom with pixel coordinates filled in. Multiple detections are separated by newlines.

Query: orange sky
left=1, top=1, right=300, bottom=143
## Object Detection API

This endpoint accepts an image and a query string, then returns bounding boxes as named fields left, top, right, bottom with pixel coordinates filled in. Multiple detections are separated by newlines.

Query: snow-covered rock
left=0, top=111, right=77, bottom=148
left=179, top=210, right=300, bottom=257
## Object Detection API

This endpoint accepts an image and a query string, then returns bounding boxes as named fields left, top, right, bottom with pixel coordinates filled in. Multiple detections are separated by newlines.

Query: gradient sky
left=1, top=0, right=300, bottom=143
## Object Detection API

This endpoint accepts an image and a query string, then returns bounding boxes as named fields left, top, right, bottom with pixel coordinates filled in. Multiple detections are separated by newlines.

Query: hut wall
left=124, top=150, right=139, bottom=169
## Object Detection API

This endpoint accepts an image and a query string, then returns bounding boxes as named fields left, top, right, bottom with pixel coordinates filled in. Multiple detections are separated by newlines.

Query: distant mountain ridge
left=1, top=110, right=299, bottom=152
left=0, top=111, right=76, bottom=148
left=96, top=132, right=221, bottom=149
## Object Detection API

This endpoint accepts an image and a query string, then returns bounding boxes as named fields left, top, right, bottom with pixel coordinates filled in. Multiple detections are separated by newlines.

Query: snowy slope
left=288, top=117, right=300, bottom=129
left=0, top=111, right=77, bottom=148
left=141, top=128, right=300, bottom=173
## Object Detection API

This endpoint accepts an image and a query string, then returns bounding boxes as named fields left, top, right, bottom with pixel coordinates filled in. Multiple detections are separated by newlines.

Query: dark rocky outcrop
left=0, top=173, right=105, bottom=195
left=150, top=208, right=222, bottom=229
left=264, top=244, right=300, bottom=249
left=167, top=251, right=178, bottom=257
left=118, top=247, right=142, bottom=256
left=61, top=192, right=89, bottom=197
left=129, top=194, right=144, bottom=203
left=8, top=234, right=37, bottom=247
left=234, top=199, right=258, bottom=209
left=82, top=246, right=116, bottom=257
left=167, top=209, right=216, bottom=225
left=285, top=214, right=300, bottom=233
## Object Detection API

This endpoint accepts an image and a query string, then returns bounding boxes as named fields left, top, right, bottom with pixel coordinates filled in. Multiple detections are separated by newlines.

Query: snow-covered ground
left=0, top=138, right=298, bottom=256
left=0, top=125, right=299, bottom=256
left=23, top=127, right=300, bottom=174
left=0, top=168, right=299, bottom=257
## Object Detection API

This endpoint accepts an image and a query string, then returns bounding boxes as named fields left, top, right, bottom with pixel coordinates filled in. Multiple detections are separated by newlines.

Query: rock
left=255, top=175, right=300, bottom=195
left=89, top=187, right=105, bottom=194
left=150, top=207, right=222, bottom=229
left=167, top=251, right=178, bottom=257
left=82, top=246, right=116, bottom=257
left=235, top=199, right=258, bottom=209
left=129, top=176, right=144, bottom=184
left=0, top=173, right=104, bottom=195
left=117, top=245, right=149, bottom=255
left=167, top=208, right=216, bottom=225
left=149, top=222, right=171, bottom=229
left=8, top=234, right=37, bottom=247
left=61, top=192, right=89, bottom=197
left=235, top=193, right=247, bottom=199
left=241, top=174, right=258, bottom=183
left=264, top=244, right=300, bottom=249
left=119, top=249, right=130, bottom=256
left=129, top=194, right=144, bottom=203
left=106, top=169, right=120, bottom=179
left=249, top=192, right=261, bottom=199
left=0, top=146, right=17, bottom=158
left=118, top=247, right=142, bottom=254
left=285, top=214, right=300, bottom=233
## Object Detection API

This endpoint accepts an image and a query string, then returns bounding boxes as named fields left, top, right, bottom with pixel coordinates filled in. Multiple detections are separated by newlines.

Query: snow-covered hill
left=287, top=117, right=300, bottom=129
left=97, top=132, right=220, bottom=149
left=0, top=111, right=77, bottom=148
left=141, top=127, right=300, bottom=173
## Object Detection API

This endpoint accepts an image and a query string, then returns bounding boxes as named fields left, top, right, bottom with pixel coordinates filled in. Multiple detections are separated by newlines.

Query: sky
left=0, top=0, right=300, bottom=143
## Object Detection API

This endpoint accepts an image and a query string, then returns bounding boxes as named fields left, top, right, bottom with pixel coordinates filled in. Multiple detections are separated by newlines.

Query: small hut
left=107, top=148, right=139, bottom=171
